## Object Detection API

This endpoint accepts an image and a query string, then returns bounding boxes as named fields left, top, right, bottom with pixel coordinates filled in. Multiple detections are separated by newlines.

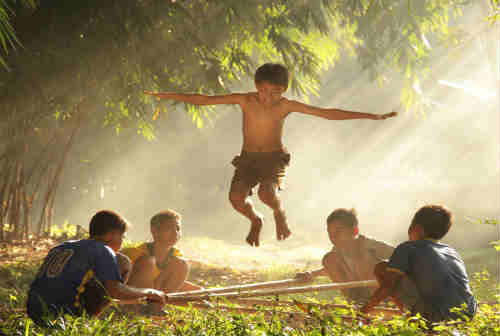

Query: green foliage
left=0, top=247, right=499, bottom=336
left=488, top=0, right=500, bottom=23
left=48, top=221, right=77, bottom=239
left=1, top=302, right=499, bottom=335
left=0, top=0, right=477, bottom=146
left=0, top=0, right=36, bottom=69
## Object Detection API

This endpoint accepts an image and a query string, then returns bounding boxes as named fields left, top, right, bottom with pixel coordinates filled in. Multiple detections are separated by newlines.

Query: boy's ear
left=353, top=226, right=359, bottom=236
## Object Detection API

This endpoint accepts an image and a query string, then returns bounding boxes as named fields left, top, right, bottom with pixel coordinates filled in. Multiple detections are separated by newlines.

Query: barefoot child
left=361, top=205, right=477, bottom=323
left=121, top=210, right=201, bottom=294
left=145, top=63, right=397, bottom=247
left=295, top=208, right=414, bottom=304
left=27, top=210, right=166, bottom=327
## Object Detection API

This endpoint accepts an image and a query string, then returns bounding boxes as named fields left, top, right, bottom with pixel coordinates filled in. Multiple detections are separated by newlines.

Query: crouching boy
left=27, top=210, right=166, bottom=327
left=361, top=205, right=477, bottom=323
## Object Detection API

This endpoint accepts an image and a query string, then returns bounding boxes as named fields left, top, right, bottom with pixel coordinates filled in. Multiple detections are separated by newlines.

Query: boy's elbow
left=104, top=280, right=122, bottom=299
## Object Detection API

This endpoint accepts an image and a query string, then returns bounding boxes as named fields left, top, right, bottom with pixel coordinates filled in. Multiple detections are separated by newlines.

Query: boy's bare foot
left=246, top=216, right=263, bottom=247
left=274, top=211, right=291, bottom=241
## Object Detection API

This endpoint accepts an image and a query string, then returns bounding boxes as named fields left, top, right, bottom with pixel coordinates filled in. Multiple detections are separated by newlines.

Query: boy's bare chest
left=339, top=248, right=379, bottom=278
left=242, top=102, right=287, bottom=124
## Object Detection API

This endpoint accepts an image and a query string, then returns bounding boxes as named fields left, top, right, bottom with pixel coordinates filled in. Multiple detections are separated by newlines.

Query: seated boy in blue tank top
left=361, top=205, right=477, bottom=323
left=27, top=210, right=166, bottom=328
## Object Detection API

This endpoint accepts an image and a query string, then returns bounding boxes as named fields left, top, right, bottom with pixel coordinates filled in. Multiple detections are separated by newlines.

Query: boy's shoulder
left=242, top=92, right=292, bottom=104
left=394, top=239, right=451, bottom=252
left=358, top=234, right=394, bottom=249
left=60, top=238, right=117, bottom=258
left=120, top=242, right=149, bottom=260
left=358, top=235, right=394, bottom=258
left=238, top=92, right=257, bottom=100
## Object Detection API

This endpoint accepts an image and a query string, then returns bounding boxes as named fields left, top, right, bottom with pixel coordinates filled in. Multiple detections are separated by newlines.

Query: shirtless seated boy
left=121, top=210, right=201, bottom=295
left=295, top=208, right=416, bottom=306
left=145, top=63, right=397, bottom=247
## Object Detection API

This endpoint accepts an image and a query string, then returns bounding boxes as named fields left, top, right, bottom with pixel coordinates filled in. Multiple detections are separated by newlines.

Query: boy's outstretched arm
left=105, top=280, right=166, bottom=304
left=287, top=100, right=398, bottom=120
left=144, top=91, right=244, bottom=106
left=360, top=270, right=402, bottom=314
left=295, top=268, right=327, bottom=282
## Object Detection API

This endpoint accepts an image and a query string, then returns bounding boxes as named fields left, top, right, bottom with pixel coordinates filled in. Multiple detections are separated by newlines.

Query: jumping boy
left=360, top=205, right=477, bottom=323
left=121, top=209, right=201, bottom=294
left=295, top=208, right=415, bottom=305
left=145, top=63, right=397, bottom=247
left=27, top=210, right=166, bottom=327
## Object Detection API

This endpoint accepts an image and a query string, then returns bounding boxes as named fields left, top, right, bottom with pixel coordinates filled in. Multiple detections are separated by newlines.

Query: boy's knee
left=134, top=256, right=157, bottom=274
left=160, top=257, right=189, bottom=281
left=374, top=261, right=389, bottom=281
left=229, top=190, right=247, bottom=207
left=170, top=257, right=189, bottom=275
left=322, top=251, right=339, bottom=268
left=257, top=185, right=278, bottom=204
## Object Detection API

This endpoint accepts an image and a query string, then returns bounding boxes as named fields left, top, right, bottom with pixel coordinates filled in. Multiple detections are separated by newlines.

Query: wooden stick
left=167, top=278, right=308, bottom=298
left=231, top=298, right=399, bottom=314
left=172, top=301, right=298, bottom=315
left=166, top=301, right=375, bottom=324
left=168, top=280, right=378, bottom=302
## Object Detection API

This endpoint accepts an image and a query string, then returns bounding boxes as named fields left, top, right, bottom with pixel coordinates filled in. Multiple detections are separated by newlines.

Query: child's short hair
left=89, top=210, right=129, bottom=237
left=327, top=208, right=358, bottom=228
left=254, top=63, right=289, bottom=89
left=150, top=209, right=182, bottom=229
left=411, top=205, right=452, bottom=240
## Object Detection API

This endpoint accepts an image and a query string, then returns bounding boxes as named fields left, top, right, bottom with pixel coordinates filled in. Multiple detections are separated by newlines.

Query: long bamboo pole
left=167, top=278, right=308, bottom=298
left=171, top=301, right=300, bottom=315
left=165, top=301, right=375, bottom=324
left=168, top=280, right=378, bottom=302
left=230, top=298, right=399, bottom=315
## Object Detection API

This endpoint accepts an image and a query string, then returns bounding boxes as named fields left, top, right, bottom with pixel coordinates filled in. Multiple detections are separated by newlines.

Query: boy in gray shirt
left=296, top=208, right=414, bottom=305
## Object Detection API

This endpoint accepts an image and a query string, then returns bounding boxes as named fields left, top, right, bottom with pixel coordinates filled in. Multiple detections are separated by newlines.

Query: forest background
left=0, top=0, right=498, bottom=265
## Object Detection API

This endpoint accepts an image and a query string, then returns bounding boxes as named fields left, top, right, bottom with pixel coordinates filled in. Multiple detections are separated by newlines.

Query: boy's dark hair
left=89, top=210, right=129, bottom=237
left=327, top=208, right=358, bottom=228
left=254, top=63, right=289, bottom=89
left=150, top=209, right=182, bottom=229
left=411, top=205, right=452, bottom=240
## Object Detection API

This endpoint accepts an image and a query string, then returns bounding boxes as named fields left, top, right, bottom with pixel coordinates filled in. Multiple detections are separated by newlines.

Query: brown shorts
left=230, top=149, right=291, bottom=195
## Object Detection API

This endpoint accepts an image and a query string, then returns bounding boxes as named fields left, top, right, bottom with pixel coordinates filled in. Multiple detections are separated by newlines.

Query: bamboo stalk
left=36, top=114, right=81, bottom=238
left=20, top=166, right=29, bottom=240
left=8, top=163, right=20, bottom=239
left=230, top=298, right=399, bottom=315
left=0, top=162, right=13, bottom=241
left=166, top=301, right=375, bottom=324
left=167, top=278, right=308, bottom=298
left=169, top=300, right=309, bottom=320
left=151, top=302, right=312, bottom=329
left=168, top=280, right=378, bottom=302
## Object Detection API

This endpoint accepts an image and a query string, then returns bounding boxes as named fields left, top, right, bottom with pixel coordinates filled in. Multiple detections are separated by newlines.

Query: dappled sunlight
left=179, top=237, right=326, bottom=271
left=44, top=1, right=499, bottom=257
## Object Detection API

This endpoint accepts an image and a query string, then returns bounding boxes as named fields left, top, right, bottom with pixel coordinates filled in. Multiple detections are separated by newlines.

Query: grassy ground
left=0, top=236, right=498, bottom=335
